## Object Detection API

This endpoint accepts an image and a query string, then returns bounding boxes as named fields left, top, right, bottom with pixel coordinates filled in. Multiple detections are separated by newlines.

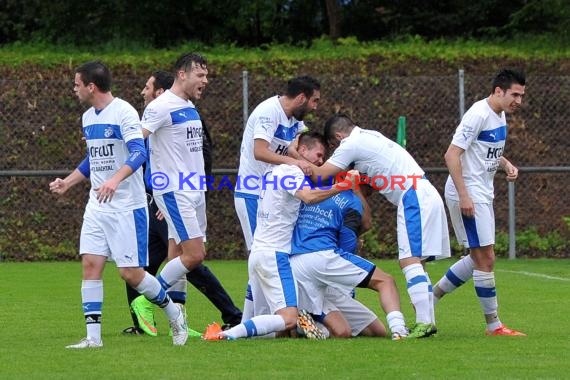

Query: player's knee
left=369, top=269, right=396, bottom=291
left=118, top=267, right=143, bottom=286
left=329, top=325, right=352, bottom=338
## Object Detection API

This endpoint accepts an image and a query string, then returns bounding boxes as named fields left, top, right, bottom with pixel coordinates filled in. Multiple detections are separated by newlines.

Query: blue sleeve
left=76, top=154, right=90, bottom=178
left=338, top=194, right=363, bottom=253
left=338, top=209, right=360, bottom=253
left=125, top=138, right=147, bottom=172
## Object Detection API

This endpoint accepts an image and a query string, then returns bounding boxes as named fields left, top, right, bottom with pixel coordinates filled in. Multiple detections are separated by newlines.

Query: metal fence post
left=508, top=181, right=516, bottom=259
left=458, top=69, right=465, bottom=119
left=242, top=70, right=249, bottom=128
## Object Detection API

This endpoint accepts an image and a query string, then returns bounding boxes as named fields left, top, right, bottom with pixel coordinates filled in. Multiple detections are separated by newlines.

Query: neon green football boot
left=131, top=295, right=157, bottom=337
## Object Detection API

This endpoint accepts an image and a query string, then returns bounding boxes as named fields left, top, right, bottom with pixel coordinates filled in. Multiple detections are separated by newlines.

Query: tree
left=325, top=0, right=342, bottom=40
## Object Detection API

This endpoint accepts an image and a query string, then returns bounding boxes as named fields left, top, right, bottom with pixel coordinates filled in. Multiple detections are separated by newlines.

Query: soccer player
left=312, top=113, right=451, bottom=338
left=139, top=53, right=209, bottom=344
left=234, top=76, right=321, bottom=320
left=290, top=184, right=409, bottom=340
left=123, top=70, right=242, bottom=336
left=433, top=69, right=527, bottom=336
left=49, top=61, right=186, bottom=348
left=204, top=132, right=358, bottom=340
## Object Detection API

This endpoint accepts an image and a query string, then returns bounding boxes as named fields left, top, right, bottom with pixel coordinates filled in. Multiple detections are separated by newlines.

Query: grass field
left=2, top=258, right=569, bottom=379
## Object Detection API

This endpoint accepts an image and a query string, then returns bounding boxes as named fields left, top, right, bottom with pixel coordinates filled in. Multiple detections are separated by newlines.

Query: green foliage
left=360, top=224, right=569, bottom=260
left=483, top=227, right=568, bottom=258
left=1, top=36, right=569, bottom=71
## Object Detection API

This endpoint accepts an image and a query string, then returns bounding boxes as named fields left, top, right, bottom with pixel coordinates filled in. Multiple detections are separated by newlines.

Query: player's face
left=300, top=142, right=325, bottom=166
left=73, top=73, right=92, bottom=103
left=180, top=63, right=208, bottom=101
left=292, top=90, right=320, bottom=120
left=327, top=131, right=346, bottom=152
left=141, top=76, right=157, bottom=106
left=498, top=84, right=525, bottom=113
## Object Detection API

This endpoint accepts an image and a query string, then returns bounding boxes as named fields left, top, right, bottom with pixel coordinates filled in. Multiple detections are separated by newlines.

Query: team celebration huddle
left=49, top=52, right=527, bottom=348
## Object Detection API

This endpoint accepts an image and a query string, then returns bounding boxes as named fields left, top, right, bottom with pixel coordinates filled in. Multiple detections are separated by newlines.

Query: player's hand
left=504, top=162, right=518, bottom=182
left=335, top=169, right=360, bottom=190
left=94, top=178, right=120, bottom=203
left=155, top=209, right=165, bottom=221
left=459, top=195, right=475, bottom=218
left=295, top=159, right=313, bottom=176
left=49, top=178, right=69, bottom=195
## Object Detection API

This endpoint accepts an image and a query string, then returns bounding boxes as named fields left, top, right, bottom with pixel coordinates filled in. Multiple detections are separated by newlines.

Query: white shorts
left=79, top=204, right=148, bottom=268
left=397, top=179, right=451, bottom=260
left=249, top=249, right=297, bottom=315
left=154, top=191, right=206, bottom=244
left=290, top=249, right=375, bottom=316
left=446, top=199, right=495, bottom=248
left=234, top=192, right=259, bottom=251
left=322, top=287, right=378, bottom=337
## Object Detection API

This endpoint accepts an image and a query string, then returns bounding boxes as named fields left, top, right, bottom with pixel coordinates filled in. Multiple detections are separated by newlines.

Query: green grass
left=1, top=259, right=569, bottom=379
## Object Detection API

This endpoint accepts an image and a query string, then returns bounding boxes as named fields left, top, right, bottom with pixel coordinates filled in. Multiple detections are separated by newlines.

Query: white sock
left=402, top=263, right=431, bottom=324
left=224, top=315, right=286, bottom=339
left=241, top=282, right=254, bottom=323
left=473, top=270, right=501, bottom=331
left=167, top=276, right=187, bottom=304
left=135, top=272, right=179, bottom=321
left=156, top=257, right=189, bottom=290
left=435, top=255, right=475, bottom=299
left=82, top=280, right=103, bottom=343
left=424, top=272, right=435, bottom=325
left=386, top=311, right=407, bottom=335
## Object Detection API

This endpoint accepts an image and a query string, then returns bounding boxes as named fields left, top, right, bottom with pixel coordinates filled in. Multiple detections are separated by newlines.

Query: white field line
left=497, top=269, right=570, bottom=282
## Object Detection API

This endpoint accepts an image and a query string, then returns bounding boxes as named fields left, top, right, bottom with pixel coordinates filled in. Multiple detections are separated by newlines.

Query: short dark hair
left=323, top=113, right=355, bottom=143
left=173, top=52, right=207, bottom=73
left=152, top=70, right=174, bottom=91
left=298, top=131, right=326, bottom=150
left=76, top=61, right=112, bottom=92
left=284, top=76, right=320, bottom=99
left=492, top=69, right=526, bottom=92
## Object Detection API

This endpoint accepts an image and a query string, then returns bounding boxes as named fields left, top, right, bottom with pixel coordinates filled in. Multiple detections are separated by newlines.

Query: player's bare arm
left=295, top=169, right=359, bottom=204
left=444, top=143, right=474, bottom=217
left=499, top=156, right=518, bottom=182
left=49, top=169, right=87, bottom=195
left=286, top=134, right=302, bottom=159
left=253, top=138, right=312, bottom=174
left=310, top=161, right=344, bottom=184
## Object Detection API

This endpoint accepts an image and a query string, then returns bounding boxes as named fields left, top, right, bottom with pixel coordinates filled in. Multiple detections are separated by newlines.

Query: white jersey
left=328, top=126, right=425, bottom=206
left=250, top=164, right=304, bottom=253
left=237, top=96, right=305, bottom=196
left=445, top=98, right=507, bottom=203
left=142, top=90, right=205, bottom=195
left=82, top=97, right=146, bottom=212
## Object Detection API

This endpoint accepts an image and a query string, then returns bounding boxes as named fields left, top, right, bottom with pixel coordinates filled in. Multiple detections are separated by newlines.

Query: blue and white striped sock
left=473, top=270, right=501, bottom=331
left=403, top=263, right=431, bottom=324
left=82, top=279, right=103, bottom=343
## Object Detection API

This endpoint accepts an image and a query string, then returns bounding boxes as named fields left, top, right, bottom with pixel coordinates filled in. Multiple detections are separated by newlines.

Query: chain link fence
left=1, top=71, right=569, bottom=260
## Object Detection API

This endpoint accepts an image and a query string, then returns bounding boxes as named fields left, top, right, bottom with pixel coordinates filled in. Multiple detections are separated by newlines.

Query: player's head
left=297, top=131, right=326, bottom=166
left=323, top=113, right=356, bottom=150
left=172, top=52, right=208, bottom=101
left=285, top=76, right=321, bottom=121
left=74, top=61, right=112, bottom=103
left=141, top=70, right=174, bottom=106
left=491, top=68, right=526, bottom=113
